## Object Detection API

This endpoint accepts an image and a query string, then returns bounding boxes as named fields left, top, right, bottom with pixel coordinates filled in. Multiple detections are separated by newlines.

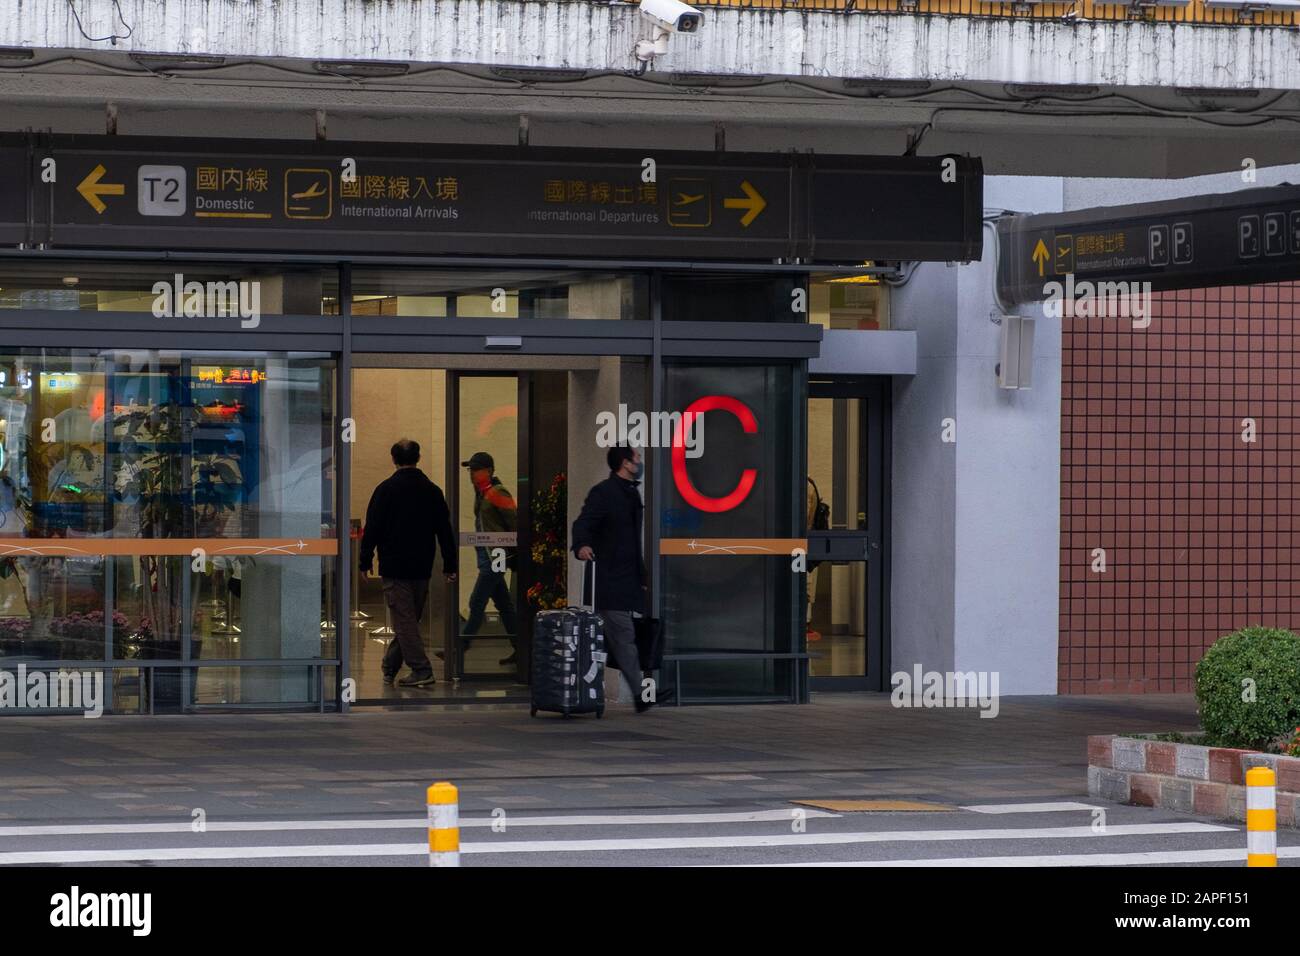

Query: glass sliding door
left=448, top=372, right=522, bottom=681
left=0, top=348, right=338, bottom=713
left=658, top=362, right=802, bottom=703
left=806, top=376, right=889, bottom=691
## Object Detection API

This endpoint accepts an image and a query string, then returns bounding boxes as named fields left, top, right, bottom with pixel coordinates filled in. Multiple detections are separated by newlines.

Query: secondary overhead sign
left=1, top=134, right=983, bottom=263
left=996, top=183, right=1300, bottom=305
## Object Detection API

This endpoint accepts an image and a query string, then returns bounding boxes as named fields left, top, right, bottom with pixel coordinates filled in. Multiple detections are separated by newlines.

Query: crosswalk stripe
left=731, top=846, right=1300, bottom=867
left=0, top=808, right=836, bottom=838
left=961, top=802, right=1101, bottom=814
left=458, top=822, right=1231, bottom=855
left=0, top=821, right=1234, bottom=865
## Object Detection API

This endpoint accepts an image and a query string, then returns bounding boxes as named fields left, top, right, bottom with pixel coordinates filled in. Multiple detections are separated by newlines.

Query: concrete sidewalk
left=0, top=693, right=1199, bottom=822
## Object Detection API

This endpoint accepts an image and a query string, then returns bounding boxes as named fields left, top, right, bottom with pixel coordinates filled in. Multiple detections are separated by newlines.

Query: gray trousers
left=599, top=610, right=643, bottom=700
left=381, top=577, right=432, bottom=678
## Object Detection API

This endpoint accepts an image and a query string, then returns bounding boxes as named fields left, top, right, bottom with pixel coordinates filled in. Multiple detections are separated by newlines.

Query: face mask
left=627, top=459, right=643, bottom=478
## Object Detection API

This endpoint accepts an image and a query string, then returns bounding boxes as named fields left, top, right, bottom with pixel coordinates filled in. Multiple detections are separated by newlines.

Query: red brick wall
left=1060, top=282, right=1298, bottom=694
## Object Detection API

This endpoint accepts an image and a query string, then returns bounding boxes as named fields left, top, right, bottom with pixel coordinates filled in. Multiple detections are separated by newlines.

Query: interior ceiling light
left=313, top=60, right=410, bottom=78
left=489, top=66, right=589, bottom=82
left=669, top=72, right=768, bottom=87
left=1007, top=83, right=1101, bottom=97
left=1174, top=87, right=1261, bottom=99
left=842, top=78, right=932, bottom=92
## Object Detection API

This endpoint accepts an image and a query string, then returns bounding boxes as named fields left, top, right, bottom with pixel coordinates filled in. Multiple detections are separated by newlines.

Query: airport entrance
left=348, top=356, right=650, bottom=705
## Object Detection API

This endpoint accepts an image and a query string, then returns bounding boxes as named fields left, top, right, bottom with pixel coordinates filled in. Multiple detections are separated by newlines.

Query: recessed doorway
left=348, top=355, right=648, bottom=704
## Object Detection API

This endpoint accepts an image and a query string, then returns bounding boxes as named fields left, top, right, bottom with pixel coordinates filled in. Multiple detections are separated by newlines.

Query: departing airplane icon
left=291, top=180, right=326, bottom=201
left=667, top=177, right=711, bottom=228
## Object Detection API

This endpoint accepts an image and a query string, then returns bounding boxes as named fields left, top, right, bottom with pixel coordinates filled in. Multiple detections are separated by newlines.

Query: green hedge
left=1195, top=626, right=1300, bottom=751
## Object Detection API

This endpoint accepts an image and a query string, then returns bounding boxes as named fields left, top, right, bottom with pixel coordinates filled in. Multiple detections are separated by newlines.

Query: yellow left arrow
left=724, top=180, right=766, bottom=228
left=77, top=164, right=125, bottom=214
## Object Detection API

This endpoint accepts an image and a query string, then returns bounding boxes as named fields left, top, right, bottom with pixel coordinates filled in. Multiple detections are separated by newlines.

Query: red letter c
left=672, top=395, right=758, bottom=513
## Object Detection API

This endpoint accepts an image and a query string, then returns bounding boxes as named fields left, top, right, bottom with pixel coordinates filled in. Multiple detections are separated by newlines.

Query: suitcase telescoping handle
left=581, top=558, right=596, bottom=614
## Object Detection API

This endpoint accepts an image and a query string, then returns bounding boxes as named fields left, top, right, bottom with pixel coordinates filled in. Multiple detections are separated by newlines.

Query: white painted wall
left=891, top=175, right=1064, bottom=695
left=8, top=0, right=1300, bottom=89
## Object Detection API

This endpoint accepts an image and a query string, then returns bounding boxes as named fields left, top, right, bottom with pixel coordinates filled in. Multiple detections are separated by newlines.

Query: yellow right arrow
left=77, top=164, right=125, bottom=215
left=1031, top=238, right=1049, bottom=277
left=724, top=180, right=766, bottom=228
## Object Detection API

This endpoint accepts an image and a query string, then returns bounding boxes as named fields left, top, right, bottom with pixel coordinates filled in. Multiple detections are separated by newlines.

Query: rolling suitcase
left=529, top=560, right=605, bottom=719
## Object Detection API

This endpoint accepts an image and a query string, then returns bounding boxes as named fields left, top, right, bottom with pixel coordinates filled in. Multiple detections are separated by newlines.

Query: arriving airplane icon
left=284, top=168, right=332, bottom=220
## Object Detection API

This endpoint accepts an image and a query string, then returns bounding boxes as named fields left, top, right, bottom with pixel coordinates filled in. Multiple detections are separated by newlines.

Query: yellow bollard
left=427, top=781, right=460, bottom=868
left=1245, top=766, right=1277, bottom=868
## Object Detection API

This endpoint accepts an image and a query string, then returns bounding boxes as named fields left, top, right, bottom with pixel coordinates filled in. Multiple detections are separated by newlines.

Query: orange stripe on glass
left=660, top=538, right=807, bottom=556
left=0, top=538, right=338, bottom=557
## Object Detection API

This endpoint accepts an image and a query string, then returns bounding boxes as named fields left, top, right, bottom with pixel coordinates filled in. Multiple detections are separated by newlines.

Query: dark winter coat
left=571, top=473, right=646, bottom=613
left=359, top=467, right=457, bottom=579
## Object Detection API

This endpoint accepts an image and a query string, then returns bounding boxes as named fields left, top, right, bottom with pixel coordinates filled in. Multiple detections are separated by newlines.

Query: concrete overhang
left=3, top=2, right=1300, bottom=177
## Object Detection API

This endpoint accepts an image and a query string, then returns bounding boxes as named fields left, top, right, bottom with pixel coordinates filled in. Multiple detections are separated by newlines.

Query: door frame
left=806, top=375, right=891, bottom=692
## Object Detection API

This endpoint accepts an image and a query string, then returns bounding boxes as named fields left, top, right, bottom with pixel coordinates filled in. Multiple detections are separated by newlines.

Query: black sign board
left=0, top=134, right=982, bottom=263
left=0, top=147, right=27, bottom=246
left=997, top=183, right=1300, bottom=305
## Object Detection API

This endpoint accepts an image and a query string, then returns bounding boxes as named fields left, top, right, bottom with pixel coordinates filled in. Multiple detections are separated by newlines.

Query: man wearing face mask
left=572, top=445, right=655, bottom=713
left=459, top=451, right=519, bottom=667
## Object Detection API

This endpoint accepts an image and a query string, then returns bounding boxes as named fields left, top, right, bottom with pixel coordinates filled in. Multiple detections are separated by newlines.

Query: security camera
left=634, top=0, right=702, bottom=66
left=639, top=0, right=703, bottom=34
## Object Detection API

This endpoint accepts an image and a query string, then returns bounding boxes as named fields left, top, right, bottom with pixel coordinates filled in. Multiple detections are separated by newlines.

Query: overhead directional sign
left=0, top=134, right=982, bottom=263
left=997, top=183, right=1300, bottom=305
left=75, top=163, right=126, bottom=214
left=0, top=147, right=27, bottom=246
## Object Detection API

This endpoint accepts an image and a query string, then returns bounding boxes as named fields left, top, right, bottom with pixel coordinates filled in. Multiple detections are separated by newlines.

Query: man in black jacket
left=359, top=439, right=458, bottom=688
left=572, top=445, right=655, bottom=713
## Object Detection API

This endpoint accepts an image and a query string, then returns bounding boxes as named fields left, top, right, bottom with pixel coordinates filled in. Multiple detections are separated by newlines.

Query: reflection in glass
left=350, top=269, right=647, bottom=320
left=660, top=363, right=797, bottom=700
left=0, top=349, right=336, bottom=712
left=0, top=261, right=339, bottom=314
left=457, top=375, right=519, bottom=677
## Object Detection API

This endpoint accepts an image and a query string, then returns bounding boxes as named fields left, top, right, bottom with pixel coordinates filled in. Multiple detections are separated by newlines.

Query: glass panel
left=807, top=389, right=871, bottom=679
left=348, top=369, right=449, bottom=698
left=660, top=273, right=804, bottom=323
left=660, top=363, right=797, bottom=700
left=675, top=659, right=798, bottom=703
left=0, top=351, right=108, bottom=662
left=808, top=395, right=867, bottom=530
left=193, top=666, right=321, bottom=706
left=0, top=260, right=340, bottom=314
left=810, top=276, right=890, bottom=331
left=456, top=374, right=520, bottom=678
left=0, top=349, right=336, bottom=710
left=350, top=268, right=647, bottom=320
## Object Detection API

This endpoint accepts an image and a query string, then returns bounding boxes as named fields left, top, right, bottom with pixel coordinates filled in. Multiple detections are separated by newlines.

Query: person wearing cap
left=460, top=451, right=520, bottom=667
left=359, top=439, right=458, bottom=688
